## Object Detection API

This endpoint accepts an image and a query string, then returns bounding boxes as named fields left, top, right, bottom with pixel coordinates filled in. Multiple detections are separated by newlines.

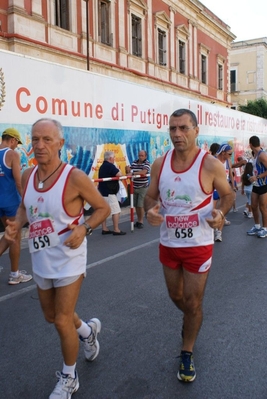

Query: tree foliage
left=239, top=98, right=267, bottom=119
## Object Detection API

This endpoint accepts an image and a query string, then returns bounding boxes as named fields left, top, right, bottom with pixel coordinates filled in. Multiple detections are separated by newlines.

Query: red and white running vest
left=23, top=164, right=86, bottom=278
left=159, top=149, right=214, bottom=248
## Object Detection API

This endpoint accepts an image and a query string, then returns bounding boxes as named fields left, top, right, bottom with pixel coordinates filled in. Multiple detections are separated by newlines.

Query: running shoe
left=177, top=351, right=196, bottom=382
left=49, top=371, right=79, bottom=399
left=247, top=212, right=253, bottom=219
left=8, top=270, right=33, bottom=285
left=224, top=219, right=231, bottom=226
left=247, top=226, right=262, bottom=236
left=80, top=318, right=101, bottom=361
left=243, top=209, right=249, bottom=217
left=214, top=230, right=222, bottom=242
left=257, top=229, right=267, bottom=238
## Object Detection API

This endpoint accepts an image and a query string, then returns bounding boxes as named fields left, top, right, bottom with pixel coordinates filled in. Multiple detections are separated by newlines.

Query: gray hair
left=104, top=151, right=114, bottom=160
left=31, top=118, right=64, bottom=138
left=170, top=109, right=198, bottom=127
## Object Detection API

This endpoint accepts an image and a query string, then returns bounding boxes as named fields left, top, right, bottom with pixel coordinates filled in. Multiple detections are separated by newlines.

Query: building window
left=98, top=0, right=111, bottom=45
left=230, top=70, right=237, bottom=92
left=218, top=64, right=223, bottom=90
left=201, top=55, right=207, bottom=84
left=179, top=40, right=186, bottom=74
left=55, top=0, right=69, bottom=30
left=158, top=29, right=166, bottom=66
left=132, top=14, right=142, bottom=57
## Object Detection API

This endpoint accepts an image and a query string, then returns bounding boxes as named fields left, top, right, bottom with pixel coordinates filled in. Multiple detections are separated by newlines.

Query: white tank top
left=23, top=164, right=87, bottom=278
left=159, top=149, right=214, bottom=248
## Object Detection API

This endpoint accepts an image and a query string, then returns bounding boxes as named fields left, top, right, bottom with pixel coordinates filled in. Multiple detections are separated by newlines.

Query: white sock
left=10, top=271, right=19, bottom=277
left=62, top=362, right=76, bottom=378
left=76, top=320, right=91, bottom=339
left=255, top=224, right=261, bottom=229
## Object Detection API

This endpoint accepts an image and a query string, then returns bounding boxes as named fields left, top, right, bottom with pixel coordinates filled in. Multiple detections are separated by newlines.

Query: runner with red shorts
left=144, top=109, right=234, bottom=383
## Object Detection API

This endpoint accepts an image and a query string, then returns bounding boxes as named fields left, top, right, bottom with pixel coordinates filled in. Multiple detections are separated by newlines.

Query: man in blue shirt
left=247, top=136, right=267, bottom=237
left=0, top=128, right=32, bottom=284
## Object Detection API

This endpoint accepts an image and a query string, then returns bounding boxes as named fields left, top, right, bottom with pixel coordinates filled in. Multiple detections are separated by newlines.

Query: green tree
left=239, top=98, right=267, bottom=118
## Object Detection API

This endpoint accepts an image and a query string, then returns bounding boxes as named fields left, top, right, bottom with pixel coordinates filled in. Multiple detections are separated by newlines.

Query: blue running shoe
left=247, top=226, right=262, bottom=236
left=177, top=351, right=196, bottom=382
left=257, top=229, right=267, bottom=238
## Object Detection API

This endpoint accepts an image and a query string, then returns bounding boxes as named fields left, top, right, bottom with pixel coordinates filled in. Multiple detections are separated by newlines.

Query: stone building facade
left=230, top=37, right=267, bottom=108
left=0, top=0, right=235, bottom=106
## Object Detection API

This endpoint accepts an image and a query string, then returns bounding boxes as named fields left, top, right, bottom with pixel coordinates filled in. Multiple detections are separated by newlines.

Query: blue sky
left=202, top=0, right=267, bottom=42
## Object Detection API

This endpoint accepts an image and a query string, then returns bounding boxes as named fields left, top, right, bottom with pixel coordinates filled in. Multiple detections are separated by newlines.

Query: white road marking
left=0, top=239, right=159, bottom=303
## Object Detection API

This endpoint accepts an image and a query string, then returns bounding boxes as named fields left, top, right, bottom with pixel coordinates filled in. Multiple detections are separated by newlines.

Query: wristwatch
left=83, top=222, right=93, bottom=236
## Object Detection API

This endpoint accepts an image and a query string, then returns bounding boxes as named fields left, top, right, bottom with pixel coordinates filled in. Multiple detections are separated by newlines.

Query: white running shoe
left=224, top=219, right=231, bottom=226
left=8, top=270, right=33, bottom=285
left=257, top=229, right=267, bottom=238
left=80, top=318, right=101, bottom=361
left=49, top=371, right=79, bottom=399
left=248, top=212, right=253, bottom=218
left=214, top=230, right=222, bottom=242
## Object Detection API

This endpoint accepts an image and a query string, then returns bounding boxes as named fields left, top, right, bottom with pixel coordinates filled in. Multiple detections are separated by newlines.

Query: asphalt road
left=1, top=191, right=267, bottom=399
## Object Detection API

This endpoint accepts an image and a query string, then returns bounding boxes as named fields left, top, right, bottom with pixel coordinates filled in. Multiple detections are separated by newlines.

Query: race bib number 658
left=165, top=213, right=201, bottom=241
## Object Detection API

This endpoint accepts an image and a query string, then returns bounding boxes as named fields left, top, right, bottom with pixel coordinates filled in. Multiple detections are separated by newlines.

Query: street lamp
left=84, top=0, right=90, bottom=70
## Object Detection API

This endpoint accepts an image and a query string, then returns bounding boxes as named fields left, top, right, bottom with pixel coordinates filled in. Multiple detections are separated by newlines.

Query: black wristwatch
left=83, top=222, right=93, bottom=236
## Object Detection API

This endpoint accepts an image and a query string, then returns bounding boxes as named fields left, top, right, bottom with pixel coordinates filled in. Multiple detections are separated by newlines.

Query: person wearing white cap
left=0, top=128, right=32, bottom=284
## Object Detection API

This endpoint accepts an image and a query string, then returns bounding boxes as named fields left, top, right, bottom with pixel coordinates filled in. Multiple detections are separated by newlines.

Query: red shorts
left=159, top=243, right=213, bottom=274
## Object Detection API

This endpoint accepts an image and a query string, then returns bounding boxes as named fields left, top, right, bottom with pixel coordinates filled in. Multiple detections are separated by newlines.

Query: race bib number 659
left=28, top=218, right=60, bottom=253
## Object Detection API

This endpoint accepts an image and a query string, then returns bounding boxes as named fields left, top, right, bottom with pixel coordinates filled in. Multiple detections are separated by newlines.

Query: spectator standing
left=3, top=119, right=110, bottom=398
left=247, top=136, right=267, bottom=237
left=144, top=109, right=234, bottom=383
left=125, top=150, right=151, bottom=228
left=241, top=162, right=253, bottom=218
left=98, top=151, right=126, bottom=235
left=0, top=128, right=32, bottom=285
left=232, top=156, right=248, bottom=213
